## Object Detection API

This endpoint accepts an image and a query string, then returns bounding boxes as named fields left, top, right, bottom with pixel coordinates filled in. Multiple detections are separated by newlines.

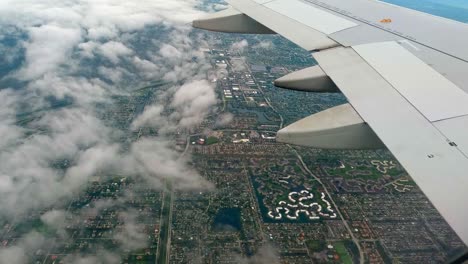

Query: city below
left=1, top=30, right=465, bottom=263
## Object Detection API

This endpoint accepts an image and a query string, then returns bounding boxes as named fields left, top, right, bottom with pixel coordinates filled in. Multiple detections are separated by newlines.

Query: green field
left=206, top=136, right=219, bottom=145
left=334, top=242, right=353, bottom=264
left=306, top=240, right=326, bottom=252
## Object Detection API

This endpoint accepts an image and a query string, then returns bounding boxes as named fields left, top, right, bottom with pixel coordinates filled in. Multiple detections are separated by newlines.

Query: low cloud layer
left=230, top=39, right=249, bottom=53
left=0, top=0, right=218, bottom=262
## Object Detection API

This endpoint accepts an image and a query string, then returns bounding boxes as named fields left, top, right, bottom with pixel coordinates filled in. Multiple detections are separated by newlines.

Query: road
left=155, top=135, right=192, bottom=264
left=290, top=146, right=365, bottom=264
left=155, top=179, right=174, bottom=264
left=247, top=61, right=365, bottom=263
left=154, top=58, right=365, bottom=263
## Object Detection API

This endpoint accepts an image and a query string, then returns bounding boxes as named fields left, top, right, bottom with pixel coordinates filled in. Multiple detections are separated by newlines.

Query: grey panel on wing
left=331, top=27, right=468, bottom=93
left=353, top=41, right=468, bottom=122
left=314, top=47, right=468, bottom=245
left=263, top=0, right=357, bottom=35
left=227, top=0, right=338, bottom=51
left=303, top=0, right=468, bottom=62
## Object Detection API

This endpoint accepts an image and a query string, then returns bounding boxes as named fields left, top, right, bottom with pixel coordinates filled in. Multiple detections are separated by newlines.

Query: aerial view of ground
left=0, top=0, right=466, bottom=263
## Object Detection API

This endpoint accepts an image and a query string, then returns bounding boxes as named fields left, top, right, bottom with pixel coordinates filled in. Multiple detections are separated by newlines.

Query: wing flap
left=353, top=42, right=468, bottom=122
left=227, top=0, right=338, bottom=51
left=263, top=0, right=357, bottom=35
left=314, top=47, right=468, bottom=245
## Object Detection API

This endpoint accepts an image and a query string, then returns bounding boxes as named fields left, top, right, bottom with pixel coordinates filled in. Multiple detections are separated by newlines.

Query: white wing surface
left=193, top=0, right=468, bottom=245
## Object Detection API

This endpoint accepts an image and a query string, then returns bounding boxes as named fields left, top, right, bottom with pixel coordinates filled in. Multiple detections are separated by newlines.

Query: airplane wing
left=192, top=0, right=468, bottom=246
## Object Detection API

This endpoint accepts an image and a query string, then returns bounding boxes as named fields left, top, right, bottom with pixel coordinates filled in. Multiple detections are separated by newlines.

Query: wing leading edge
left=193, top=0, right=468, bottom=245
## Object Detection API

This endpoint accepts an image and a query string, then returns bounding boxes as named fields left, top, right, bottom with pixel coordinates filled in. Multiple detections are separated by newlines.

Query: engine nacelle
left=277, top=103, right=385, bottom=149
left=274, top=66, right=339, bottom=93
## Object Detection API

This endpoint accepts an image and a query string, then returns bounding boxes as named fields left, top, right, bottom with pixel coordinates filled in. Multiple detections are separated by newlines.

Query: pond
left=213, top=208, right=242, bottom=231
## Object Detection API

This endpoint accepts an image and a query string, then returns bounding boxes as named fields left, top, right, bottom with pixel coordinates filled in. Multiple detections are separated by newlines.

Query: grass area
left=206, top=136, right=219, bottom=145
left=334, top=242, right=353, bottom=264
left=293, top=164, right=302, bottom=173
left=387, top=167, right=404, bottom=177
left=306, top=240, right=326, bottom=252
left=14, top=219, right=54, bottom=236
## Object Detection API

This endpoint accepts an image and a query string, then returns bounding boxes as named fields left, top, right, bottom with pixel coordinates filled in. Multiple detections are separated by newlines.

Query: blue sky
left=384, top=0, right=468, bottom=22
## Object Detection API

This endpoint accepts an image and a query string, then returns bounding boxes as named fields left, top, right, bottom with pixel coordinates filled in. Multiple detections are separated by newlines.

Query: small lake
left=213, top=208, right=242, bottom=231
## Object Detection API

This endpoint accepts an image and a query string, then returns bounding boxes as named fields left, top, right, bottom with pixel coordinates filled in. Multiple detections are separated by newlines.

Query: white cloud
left=0, top=0, right=204, bottom=32
left=78, top=41, right=98, bottom=58
left=124, top=138, right=213, bottom=190
left=98, top=66, right=128, bottom=83
left=87, top=25, right=118, bottom=40
left=132, top=56, right=160, bottom=80
left=99, top=41, right=133, bottom=64
left=63, top=251, right=121, bottom=264
left=230, top=57, right=248, bottom=72
left=0, top=246, right=27, bottom=264
left=63, top=144, right=121, bottom=189
left=171, top=79, right=217, bottom=128
left=17, top=24, right=82, bottom=80
left=230, top=39, right=249, bottom=53
left=40, top=209, right=70, bottom=238
left=28, top=74, right=109, bottom=105
left=0, top=108, right=114, bottom=215
left=0, top=0, right=217, bottom=262
left=215, top=112, right=234, bottom=127
left=133, top=79, right=218, bottom=133
left=0, top=232, right=45, bottom=264
left=113, top=211, right=148, bottom=251
left=160, top=44, right=184, bottom=59
left=253, top=40, right=274, bottom=49
left=131, top=104, right=165, bottom=130
left=209, top=3, right=229, bottom=12
left=0, top=89, right=23, bottom=149
left=40, top=210, right=68, bottom=227
left=235, top=244, right=280, bottom=264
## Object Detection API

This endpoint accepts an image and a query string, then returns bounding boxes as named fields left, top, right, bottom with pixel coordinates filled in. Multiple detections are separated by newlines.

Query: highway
left=155, top=179, right=174, bottom=264
left=155, top=135, right=193, bottom=264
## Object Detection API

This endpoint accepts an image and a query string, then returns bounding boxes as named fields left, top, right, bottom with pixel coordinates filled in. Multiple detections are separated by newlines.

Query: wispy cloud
left=235, top=244, right=281, bottom=264
left=0, top=0, right=217, bottom=262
